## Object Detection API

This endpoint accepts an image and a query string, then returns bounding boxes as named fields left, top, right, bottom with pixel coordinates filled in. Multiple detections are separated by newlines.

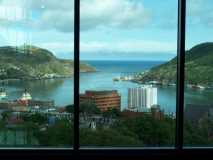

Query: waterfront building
left=80, top=90, right=121, bottom=112
left=18, top=89, right=32, bottom=106
left=0, top=88, right=7, bottom=101
left=128, top=86, right=157, bottom=112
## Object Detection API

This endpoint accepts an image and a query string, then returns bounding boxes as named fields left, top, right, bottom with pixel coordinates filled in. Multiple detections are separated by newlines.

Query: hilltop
left=0, top=45, right=95, bottom=80
left=134, top=42, right=213, bottom=86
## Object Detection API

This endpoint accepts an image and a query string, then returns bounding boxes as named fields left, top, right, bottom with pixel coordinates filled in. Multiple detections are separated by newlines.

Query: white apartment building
left=128, top=86, right=157, bottom=112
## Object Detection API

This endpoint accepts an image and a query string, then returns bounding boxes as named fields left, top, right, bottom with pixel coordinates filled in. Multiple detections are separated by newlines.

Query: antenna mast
left=15, top=6, right=18, bottom=54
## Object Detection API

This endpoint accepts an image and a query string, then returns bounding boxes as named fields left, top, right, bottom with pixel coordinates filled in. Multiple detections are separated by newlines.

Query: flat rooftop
left=82, top=90, right=119, bottom=95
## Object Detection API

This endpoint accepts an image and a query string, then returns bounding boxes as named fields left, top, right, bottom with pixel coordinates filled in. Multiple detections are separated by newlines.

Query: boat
left=197, top=85, right=205, bottom=90
left=0, top=87, right=7, bottom=100
left=187, top=84, right=206, bottom=90
left=148, top=81, right=162, bottom=85
left=113, top=78, right=120, bottom=82
left=20, top=89, right=32, bottom=101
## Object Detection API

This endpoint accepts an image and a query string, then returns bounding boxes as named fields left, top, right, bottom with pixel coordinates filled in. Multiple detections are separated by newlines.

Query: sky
left=0, top=0, right=213, bottom=60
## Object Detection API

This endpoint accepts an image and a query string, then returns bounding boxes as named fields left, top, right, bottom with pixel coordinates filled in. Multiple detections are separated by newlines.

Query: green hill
left=0, top=45, right=95, bottom=80
left=135, top=42, right=213, bottom=86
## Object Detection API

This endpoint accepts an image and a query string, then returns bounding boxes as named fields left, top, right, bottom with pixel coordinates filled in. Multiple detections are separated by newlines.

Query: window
left=184, top=0, right=213, bottom=147
left=0, top=0, right=74, bottom=147
left=80, top=0, right=178, bottom=148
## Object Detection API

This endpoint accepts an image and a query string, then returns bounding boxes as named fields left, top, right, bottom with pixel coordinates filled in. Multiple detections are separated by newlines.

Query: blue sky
left=0, top=0, right=213, bottom=60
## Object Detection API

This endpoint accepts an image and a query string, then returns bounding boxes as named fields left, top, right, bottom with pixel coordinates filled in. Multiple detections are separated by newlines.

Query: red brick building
left=80, top=90, right=121, bottom=112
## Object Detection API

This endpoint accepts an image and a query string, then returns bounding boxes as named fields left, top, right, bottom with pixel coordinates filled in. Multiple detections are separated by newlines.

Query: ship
left=0, top=87, right=7, bottom=100
left=113, top=77, right=120, bottom=82
left=20, top=89, right=32, bottom=101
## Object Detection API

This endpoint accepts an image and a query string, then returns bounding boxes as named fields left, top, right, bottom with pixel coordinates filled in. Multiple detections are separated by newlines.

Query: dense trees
left=35, top=120, right=73, bottom=146
left=22, top=113, right=47, bottom=125
left=103, top=108, right=120, bottom=118
left=35, top=113, right=176, bottom=147
left=184, top=117, right=213, bottom=146
left=65, top=104, right=74, bottom=113
left=116, top=115, right=175, bottom=146
left=14, top=104, right=213, bottom=147
left=35, top=112, right=213, bottom=147
left=1, top=111, right=12, bottom=121
left=80, top=128, right=141, bottom=146
left=80, top=101, right=101, bottom=115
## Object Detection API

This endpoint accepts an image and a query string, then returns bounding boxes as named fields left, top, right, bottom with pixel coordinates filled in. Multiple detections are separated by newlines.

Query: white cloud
left=80, top=0, right=150, bottom=30
left=0, top=27, right=26, bottom=46
left=0, top=0, right=150, bottom=32
left=187, top=0, right=213, bottom=26
left=80, top=40, right=176, bottom=53
left=0, top=0, right=176, bottom=58
left=29, top=0, right=74, bottom=32
left=187, top=0, right=203, bottom=16
left=0, top=0, right=73, bottom=32
left=38, top=42, right=74, bottom=53
left=0, top=6, right=23, bottom=21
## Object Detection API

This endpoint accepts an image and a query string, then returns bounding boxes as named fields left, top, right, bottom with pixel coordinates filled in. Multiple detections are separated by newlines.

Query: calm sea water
left=2, top=60, right=213, bottom=113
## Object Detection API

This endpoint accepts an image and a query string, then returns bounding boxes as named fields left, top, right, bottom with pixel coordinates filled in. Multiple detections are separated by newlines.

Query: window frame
left=0, top=0, right=213, bottom=159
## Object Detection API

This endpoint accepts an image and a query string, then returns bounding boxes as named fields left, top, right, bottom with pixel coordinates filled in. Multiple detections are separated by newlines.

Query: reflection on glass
left=0, top=0, right=74, bottom=147
left=184, top=0, right=213, bottom=147
left=80, top=0, right=177, bottom=147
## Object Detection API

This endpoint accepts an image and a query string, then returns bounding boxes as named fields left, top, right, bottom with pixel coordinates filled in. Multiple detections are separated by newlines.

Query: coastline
left=0, top=70, right=96, bottom=83
left=1, top=60, right=212, bottom=114
left=130, top=78, right=213, bottom=90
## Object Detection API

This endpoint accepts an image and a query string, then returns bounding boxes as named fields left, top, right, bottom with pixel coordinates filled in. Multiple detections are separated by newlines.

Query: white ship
left=0, top=88, right=7, bottom=100
left=20, top=89, right=32, bottom=101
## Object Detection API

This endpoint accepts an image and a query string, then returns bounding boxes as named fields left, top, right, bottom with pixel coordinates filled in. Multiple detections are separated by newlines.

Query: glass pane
left=184, top=0, right=213, bottom=147
left=0, top=0, right=74, bottom=147
left=80, top=0, right=178, bottom=147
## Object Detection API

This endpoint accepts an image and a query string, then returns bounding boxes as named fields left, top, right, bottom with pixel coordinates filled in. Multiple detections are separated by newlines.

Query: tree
left=1, top=111, right=12, bottom=122
left=65, top=104, right=74, bottom=113
left=80, top=128, right=141, bottom=146
left=80, top=101, right=101, bottom=115
left=22, top=113, right=47, bottom=125
left=35, top=120, right=73, bottom=146
left=121, top=114, right=175, bottom=146
left=103, top=108, right=120, bottom=118
left=24, top=121, right=38, bottom=145
left=184, top=120, right=209, bottom=145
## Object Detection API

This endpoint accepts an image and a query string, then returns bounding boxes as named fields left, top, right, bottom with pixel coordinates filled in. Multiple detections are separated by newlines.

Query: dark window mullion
left=74, top=0, right=80, bottom=152
left=176, top=0, right=186, bottom=150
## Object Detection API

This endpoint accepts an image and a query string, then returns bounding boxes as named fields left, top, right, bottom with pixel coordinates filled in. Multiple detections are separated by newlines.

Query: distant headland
left=132, top=42, right=213, bottom=89
left=0, top=45, right=96, bottom=81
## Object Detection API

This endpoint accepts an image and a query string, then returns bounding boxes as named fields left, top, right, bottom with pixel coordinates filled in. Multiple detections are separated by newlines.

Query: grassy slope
left=0, top=46, right=95, bottom=80
left=137, top=42, right=213, bottom=86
